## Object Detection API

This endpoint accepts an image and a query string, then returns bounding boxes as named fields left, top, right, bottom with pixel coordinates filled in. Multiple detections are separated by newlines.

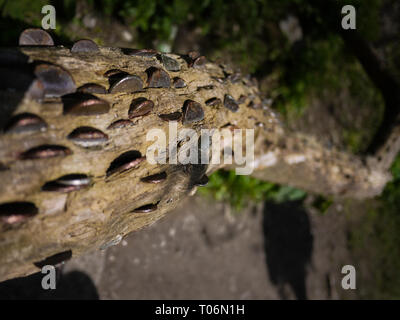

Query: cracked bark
left=0, top=46, right=394, bottom=281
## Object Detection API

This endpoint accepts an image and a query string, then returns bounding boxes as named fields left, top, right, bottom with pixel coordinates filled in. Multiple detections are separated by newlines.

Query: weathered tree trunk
left=0, top=45, right=393, bottom=281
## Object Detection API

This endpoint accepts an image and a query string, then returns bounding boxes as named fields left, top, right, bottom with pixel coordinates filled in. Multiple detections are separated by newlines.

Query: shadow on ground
left=263, top=200, right=313, bottom=299
left=0, top=269, right=99, bottom=299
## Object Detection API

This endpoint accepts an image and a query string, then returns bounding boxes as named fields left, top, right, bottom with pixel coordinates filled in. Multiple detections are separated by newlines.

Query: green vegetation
left=0, top=0, right=384, bottom=118
left=199, top=170, right=306, bottom=211
left=0, top=0, right=46, bottom=24
left=312, top=196, right=333, bottom=214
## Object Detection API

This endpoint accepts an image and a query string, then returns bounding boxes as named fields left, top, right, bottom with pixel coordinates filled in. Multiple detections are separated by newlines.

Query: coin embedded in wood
left=197, top=85, right=214, bottom=91
left=223, top=94, right=239, bottom=112
left=108, top=74, right=143, bottom=93
left=71, top=39, right=99, bottom=53
left=106, top=150, right=145, bottom=176
left=128, top=98, right=154, bottom=118
left=34, top=64, right=76, bottom=98
left=19, top=145, right=72, bottom=160
left=0, top=202, right=38, bottom=224
left=77, top=83, right=107, bottom=94
left=56, top=174, right=91, bottom=186
left=191, top=56, right=207, bottom=68
left=140, top=172, right=167, bottom=184
left=4, top=113, right=47, bottom=134
left=205, top=97, right=222, bottom=107
left=182, top=100, right=204, bottom=125
left=173, top=77, right=186, bottom=88
left=146, top=67, right=170, bottom=88
left=247, top=101, right=262, bottom=109
left=158, top=112, right=182, bottom=122
left=107, top=119, right=133, bottom=129
left=26, top=79, right=45, bottom=100
left=104, top=69, right=124, bottom=77
left=62, top=93, right=110, bottom=115
left=67, top=126, right=108, bottom=148
left=41, top=182, right=86, bottom=193
left=238, top=95, right=247, bottom=104
left=132, top=203, right=158, bottom=213
left=159, top=54, right=180, bottom=72
left=42, top=174, right=91, bottom=192
left=19, top=28, right=54, bottom=46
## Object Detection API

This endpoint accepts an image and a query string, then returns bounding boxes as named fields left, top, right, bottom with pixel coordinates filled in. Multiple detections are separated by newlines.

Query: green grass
left=199, top=170, right=307, bottom=211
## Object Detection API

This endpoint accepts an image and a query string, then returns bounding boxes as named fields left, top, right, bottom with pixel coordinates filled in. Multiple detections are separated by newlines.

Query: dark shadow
left=0, top=13, right=76, bottom=129
left=0, top=269, right=99, bottom=300
left=263, top=200, right=313, bottom=300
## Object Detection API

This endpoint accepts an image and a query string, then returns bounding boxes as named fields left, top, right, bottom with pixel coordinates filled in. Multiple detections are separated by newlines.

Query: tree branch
left=0, top=45, right=392, bottom=281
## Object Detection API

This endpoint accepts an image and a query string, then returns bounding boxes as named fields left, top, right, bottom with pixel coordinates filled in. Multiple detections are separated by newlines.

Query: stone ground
left=0, top=194, right=357, bottom=300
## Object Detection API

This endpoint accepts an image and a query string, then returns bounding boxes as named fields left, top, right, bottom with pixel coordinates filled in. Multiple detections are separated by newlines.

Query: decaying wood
left=0, top=45, right=394, bottom=281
